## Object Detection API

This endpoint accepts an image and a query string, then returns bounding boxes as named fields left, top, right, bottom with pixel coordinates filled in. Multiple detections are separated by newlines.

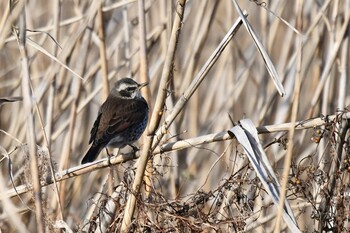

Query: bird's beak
left=138, top=82, right=149, bottom=89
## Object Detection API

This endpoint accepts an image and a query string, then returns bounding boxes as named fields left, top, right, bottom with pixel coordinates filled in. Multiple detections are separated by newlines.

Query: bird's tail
left=81, top=144, right=102, bottom=164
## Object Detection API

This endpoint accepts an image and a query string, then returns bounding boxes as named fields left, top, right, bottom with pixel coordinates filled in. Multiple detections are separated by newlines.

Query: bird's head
left=113, top=78, right=148, bottom=99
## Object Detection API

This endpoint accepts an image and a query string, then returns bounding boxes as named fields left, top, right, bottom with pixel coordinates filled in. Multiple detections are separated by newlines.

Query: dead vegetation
left=0, top=0, right=350, bottom=232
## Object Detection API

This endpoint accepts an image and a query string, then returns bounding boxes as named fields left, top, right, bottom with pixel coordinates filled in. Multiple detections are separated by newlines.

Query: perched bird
left=81, top=78, right=149, bottom=164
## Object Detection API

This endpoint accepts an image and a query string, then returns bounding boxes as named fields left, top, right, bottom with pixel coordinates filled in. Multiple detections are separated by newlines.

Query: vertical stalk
left=274, top=0, right=303, bottom=231
left=97, top=0, right=109, bottom=100
left=120, top=0, right=187, bottom=231
left=17, top=3, right=45, bottom=233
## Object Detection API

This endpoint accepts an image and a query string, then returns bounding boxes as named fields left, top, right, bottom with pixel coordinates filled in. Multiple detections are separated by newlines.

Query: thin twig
left=3, top=112, right=349, bottom=201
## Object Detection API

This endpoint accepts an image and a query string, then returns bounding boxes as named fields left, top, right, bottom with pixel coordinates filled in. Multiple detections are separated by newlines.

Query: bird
left=81, top=78, right=149, bottom=164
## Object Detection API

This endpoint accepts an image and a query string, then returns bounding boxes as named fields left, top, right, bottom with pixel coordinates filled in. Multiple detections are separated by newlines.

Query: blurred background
left=0, top=0, right=349, bottom=232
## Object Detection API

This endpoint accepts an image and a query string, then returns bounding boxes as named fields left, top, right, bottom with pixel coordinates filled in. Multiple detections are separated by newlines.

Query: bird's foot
left=128, top=144, right=139, bottom=154
left=106, top=148, right=113, bottom=165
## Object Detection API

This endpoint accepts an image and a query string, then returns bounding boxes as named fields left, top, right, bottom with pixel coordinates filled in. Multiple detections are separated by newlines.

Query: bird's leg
left=128, top=144, right=139, bottom=154
left=106, top=148, right=113, bottom=165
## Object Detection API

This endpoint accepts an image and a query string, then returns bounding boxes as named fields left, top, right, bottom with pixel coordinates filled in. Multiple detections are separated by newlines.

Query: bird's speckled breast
left=107, top=109, right=148, bottom=148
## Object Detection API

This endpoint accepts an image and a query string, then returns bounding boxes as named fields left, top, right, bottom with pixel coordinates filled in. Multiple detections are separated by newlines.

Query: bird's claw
left=128, top=144, right=139, bottom=153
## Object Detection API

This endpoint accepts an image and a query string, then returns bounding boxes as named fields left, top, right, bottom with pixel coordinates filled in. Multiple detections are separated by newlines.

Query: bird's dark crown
left=114, top=78, right=141, bottom=99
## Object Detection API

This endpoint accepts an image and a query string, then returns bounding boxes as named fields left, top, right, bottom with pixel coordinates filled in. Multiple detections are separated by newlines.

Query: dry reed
left=0, top=0, right=350, bottom=232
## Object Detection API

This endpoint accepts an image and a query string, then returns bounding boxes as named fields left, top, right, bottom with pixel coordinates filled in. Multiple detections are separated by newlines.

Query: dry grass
left=0, top=0, right=350, bottom=232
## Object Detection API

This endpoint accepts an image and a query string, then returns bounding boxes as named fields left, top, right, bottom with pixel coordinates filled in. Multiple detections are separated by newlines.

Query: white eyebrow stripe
left=117, top=83, right=138, bottom=91
left=117, top=83, right=128, bottom=91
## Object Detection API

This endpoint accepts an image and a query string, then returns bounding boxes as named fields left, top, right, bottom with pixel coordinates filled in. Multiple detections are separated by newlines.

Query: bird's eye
left=127, top=87, right=136, bottom=92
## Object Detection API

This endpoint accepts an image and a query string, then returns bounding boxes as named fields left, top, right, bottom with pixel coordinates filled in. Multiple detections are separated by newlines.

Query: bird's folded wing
left=94, top=99, right=148, bottom=145
left=89, top=113, right=102, bottom=144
